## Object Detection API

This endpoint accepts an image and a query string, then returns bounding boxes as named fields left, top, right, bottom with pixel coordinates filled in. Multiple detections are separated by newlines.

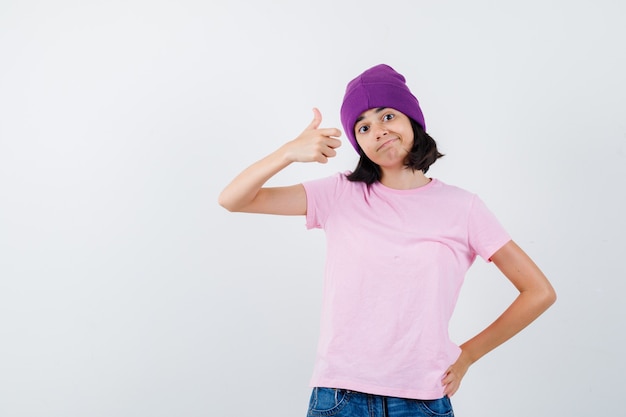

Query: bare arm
left=217, top=108, right=342, bottom=215
left=442, top=240, right=557, bottom=396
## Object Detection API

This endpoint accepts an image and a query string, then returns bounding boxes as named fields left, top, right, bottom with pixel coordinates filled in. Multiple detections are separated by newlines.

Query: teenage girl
left=218, top=64, right=556, bottom=417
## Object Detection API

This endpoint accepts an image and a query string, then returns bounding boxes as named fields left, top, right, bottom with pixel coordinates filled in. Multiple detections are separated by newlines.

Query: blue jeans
left=307, top=387, right=454, bottom=417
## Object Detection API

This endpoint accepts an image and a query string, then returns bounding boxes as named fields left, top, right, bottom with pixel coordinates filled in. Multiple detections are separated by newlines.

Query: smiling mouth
left=377, top=138, right=398, bottom=151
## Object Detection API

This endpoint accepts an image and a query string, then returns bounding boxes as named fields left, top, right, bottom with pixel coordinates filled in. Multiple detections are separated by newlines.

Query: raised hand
left=283, top=108, right=342, bottom=164
left=218, top=107, right=343, bottom=213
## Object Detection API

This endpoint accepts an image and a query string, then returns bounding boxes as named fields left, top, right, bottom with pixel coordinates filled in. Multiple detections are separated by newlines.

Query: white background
left=1, top=1, right=624, bottom=416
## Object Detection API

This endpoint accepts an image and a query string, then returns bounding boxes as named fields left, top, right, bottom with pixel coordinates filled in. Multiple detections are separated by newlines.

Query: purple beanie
left=340, top=64, right=426, bottom=153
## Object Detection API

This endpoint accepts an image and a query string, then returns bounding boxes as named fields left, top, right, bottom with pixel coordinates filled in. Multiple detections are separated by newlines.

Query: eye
left=357, top=125, right=369, bottom=134
left=383, top=113, right=395, bottom=121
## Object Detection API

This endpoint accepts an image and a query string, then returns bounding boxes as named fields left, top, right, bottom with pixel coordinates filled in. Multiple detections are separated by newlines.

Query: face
left=354, top=107, right=414, bottom=168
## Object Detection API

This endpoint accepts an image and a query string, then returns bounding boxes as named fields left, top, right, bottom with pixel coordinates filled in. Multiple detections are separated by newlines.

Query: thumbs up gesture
left=283, top=108, right=342, bottom=164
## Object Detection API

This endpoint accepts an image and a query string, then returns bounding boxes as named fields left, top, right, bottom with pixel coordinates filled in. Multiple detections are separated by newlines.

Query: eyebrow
left=355, top=107, right=388, bottom=124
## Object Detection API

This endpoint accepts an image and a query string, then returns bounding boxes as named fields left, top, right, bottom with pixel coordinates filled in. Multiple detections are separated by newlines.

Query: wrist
left=458, top=345, right=478, bottom=367
left=277, top=141, right=298, bottom=164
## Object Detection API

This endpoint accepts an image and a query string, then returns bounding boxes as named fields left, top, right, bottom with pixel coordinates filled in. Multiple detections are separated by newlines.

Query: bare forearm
left=217, top=109, right=342, bottom=214
left=218, top=146, right=292, bottom=212
left=460, top=286, right=556, bottom=364
left=443, top=241, right=556, bottom=396
left=460, top=240, right=558, bottom=364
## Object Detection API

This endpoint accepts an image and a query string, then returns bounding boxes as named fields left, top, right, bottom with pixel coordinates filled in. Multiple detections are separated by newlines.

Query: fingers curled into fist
left=287, top=108, right=342, bottom=164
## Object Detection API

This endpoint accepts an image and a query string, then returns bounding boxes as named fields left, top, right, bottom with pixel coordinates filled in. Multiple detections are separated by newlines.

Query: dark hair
left=346, top=118, right=444, bottom=184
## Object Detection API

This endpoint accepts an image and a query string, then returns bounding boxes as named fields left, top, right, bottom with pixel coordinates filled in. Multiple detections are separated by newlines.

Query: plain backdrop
left=1, top=1, right=625, bottom=416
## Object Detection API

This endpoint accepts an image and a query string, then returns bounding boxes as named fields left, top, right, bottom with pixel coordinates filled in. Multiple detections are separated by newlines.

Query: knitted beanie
left=340, top=64, right=425, bottom=153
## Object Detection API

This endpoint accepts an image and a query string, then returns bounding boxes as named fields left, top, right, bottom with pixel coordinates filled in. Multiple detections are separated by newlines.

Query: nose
left=372, top=123, right=388, bottom=140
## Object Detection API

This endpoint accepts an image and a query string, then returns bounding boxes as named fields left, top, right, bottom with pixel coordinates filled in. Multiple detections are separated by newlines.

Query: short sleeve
left=302, top=172, right=346, bottom=230
left=467, top=195, right=511, bottom=262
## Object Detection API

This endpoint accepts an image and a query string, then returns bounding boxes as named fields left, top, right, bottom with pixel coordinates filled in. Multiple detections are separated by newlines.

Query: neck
left=380, top=168, right=431, bottom=190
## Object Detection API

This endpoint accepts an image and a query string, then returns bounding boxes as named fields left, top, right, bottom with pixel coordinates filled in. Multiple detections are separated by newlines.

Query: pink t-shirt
left=303, top=173, right=511, bottom=400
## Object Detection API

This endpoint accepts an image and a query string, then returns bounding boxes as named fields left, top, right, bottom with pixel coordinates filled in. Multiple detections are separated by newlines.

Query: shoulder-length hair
left=345, top=118, right=444, bottom=184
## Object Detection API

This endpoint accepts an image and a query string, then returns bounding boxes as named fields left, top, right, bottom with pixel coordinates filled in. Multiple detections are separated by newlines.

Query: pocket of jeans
left=307, top=387, right=350, bottom=416
left=417, top=395, right=454, bottom=416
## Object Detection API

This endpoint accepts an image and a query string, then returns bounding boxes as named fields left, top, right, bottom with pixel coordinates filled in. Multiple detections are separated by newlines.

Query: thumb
left=305, top=107, right=322, bottom=130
